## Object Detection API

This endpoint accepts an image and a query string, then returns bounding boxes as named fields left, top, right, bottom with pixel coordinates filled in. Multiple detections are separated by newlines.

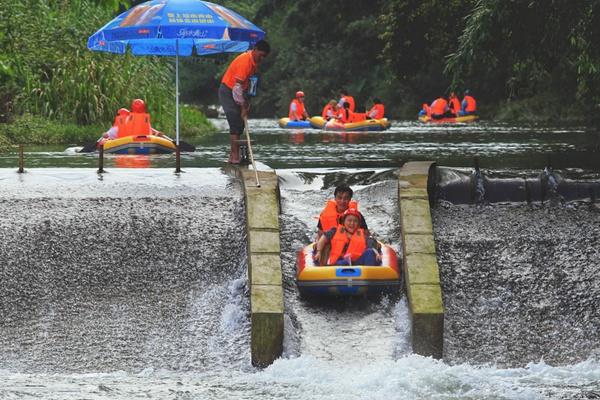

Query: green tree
left=0, top=0, right=181, bottom=132
left=446, top=0, right=600, bottom=117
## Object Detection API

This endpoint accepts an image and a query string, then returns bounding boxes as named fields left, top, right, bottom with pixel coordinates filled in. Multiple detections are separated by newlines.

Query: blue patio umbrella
left=87, top=0, right=265, bottom=146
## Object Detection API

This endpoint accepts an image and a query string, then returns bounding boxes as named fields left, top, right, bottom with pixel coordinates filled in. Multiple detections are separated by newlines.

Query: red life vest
left=129, top=113, right=151, bottom=136
left=464, top=95, right=477, bottom=112
left=430, top=98, right=448, bottom=116
left=368, top=104, right=385, bottom=119
left=449, top=98, right=460, bottom=114
left=322, top=104, right=335, bottom=119
left=340, top=96, right=355, bottom=112
left=289, top=99, right=306, bottom=120
left=319, top=199, right=358, bottom=232
left=112, top=114, right=128, bottom=137
left=328, top=227, right=367, bottom=265
left=351, top=112, right=367, bottom=122
left=339, top=108, right=353, bottom=123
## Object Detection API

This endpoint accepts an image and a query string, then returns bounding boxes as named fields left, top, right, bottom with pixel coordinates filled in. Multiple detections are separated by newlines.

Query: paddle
left=176, top=140, right=196, bottom=152
left=79, top=141, right=99, bottom=153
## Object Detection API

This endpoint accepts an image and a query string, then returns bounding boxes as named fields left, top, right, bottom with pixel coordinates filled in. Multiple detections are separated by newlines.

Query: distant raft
left=296, top=242, right=401, bottom=296
left=99, top=135, right=177, bottom=154
left=278, top=118, right=313, bottom=129
left=418, top=114, right=479, bottom=123
left=309, top=116, right=391, bottom=132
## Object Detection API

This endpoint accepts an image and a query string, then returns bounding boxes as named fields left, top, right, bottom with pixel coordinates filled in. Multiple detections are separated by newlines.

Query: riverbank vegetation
left=1, top=0, right=598, bottom=147
left=212, top=0, right=599, bottom=122
left=0, top=0, right=213, bottom=147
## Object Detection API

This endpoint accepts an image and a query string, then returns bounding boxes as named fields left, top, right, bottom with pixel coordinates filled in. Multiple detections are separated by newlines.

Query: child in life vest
left=317, top=184, right=368, bottom=239
left=314, top=207, right=381, bottom=266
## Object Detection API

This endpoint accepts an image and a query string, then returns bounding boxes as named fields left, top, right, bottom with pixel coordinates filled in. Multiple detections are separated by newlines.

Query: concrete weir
left=399, top=161, right=444, bottom=358
left=229, top=166, right=284, bottom=367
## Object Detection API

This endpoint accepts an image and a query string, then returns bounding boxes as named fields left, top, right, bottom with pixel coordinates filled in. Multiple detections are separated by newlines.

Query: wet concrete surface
left=0, top=169, right=250, bottom=373
left=433, top=202, right=600, bottom=367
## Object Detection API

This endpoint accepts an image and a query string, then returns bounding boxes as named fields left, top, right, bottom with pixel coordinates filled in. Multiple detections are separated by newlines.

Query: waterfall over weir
left=432, top=167, right=600, bottom=367
left=0, top=168, right=249, bottom=373
left=1, top=167, right=600, bottom=399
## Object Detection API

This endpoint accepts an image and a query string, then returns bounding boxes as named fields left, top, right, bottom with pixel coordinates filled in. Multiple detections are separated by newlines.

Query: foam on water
left=1, top=356, right=599, bottom=399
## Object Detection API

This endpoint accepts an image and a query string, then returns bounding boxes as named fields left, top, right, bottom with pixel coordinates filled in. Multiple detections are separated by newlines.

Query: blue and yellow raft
left=418, top=114, right=478, bottom=123
left=99, top=135, right=177, bottom=154
left=296, top=242, right=401, bottom=296
left=309, top=116, right=391, bottom=132
left=278, top=117, right=313, bottom=129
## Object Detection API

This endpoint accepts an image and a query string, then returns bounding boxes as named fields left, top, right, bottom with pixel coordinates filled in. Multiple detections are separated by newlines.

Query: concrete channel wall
left=398, top=161, right=444, bottom=358
left=231, top=167, right=284, bottom=367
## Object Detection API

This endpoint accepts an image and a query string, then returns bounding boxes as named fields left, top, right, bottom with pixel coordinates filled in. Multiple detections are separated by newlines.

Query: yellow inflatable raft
left=309, top=116, right=391, bottom=132
left=418, top=114, right=479, bottom=123
left=100, top=135, right=177, bottom=154
left=296, top=242, right=401, bottom=296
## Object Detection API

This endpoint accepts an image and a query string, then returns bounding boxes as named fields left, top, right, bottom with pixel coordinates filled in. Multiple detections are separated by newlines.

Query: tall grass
left=0, top=0, right=213, bottom=142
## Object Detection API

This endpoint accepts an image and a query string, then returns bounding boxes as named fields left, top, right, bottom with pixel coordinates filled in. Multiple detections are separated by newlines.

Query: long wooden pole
left=243, top=118, right=260, bottom=187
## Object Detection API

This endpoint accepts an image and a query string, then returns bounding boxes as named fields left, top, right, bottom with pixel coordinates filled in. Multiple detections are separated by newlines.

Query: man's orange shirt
left=221, top=51, right=257, bottom=90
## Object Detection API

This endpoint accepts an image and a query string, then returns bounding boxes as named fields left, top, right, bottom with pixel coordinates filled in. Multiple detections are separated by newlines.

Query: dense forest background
left=1, top=0, right=599, bottom=142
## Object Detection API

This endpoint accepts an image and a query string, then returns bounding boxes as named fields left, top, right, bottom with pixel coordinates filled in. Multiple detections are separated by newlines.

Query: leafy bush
left=0, top=113, right=104, bottom=145
left=1, top=2, right=195, bottom=125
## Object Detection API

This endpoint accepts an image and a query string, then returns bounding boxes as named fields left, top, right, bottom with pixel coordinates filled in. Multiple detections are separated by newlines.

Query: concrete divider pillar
left=235, top=167, right=284, bottom=367
left=399, top=161, right=444, bottom=358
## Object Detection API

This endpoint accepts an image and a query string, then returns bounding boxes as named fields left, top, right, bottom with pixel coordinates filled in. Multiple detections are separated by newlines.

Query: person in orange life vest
left=337, top=101, right=358, bottom=123
left=314, top=208, right=381, bottom=266
left=129, top=99, right=166, bottom=137
left=337, top=89, right=355, bottom=112
left=101, top=107, right=130, bottom=141
left=429, top=97, right=450, bottom=120
left=448, top=92, right=461, bottom=116
left=418, top=103, right=431, bottom=117
left=459, top=89, right=477, bottom=116
left=289, top=91, right=310, bottom=121
left=218, top=39, right=270, bottom=164
left=317, top=184, right=368, bottom=239
left=366, top=98, right=385, bottom=120
left=322, top=99, right=338, bottom=120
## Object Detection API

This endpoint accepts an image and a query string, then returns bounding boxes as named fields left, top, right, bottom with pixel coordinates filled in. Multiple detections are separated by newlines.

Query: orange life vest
left=339, top=108, right=353, bottom=123
left=430, top=98, right=448, bottom=116
left=340, top=95, right=355, bottom=112
left=352, top=112, right=367, bottom=122
left=289, top=99, right=306, bottom=120
left=322, top=104, right=335, bottom=119
left=122, top=113, right=152, bottom=137
left=319, top=199, right=358, bottom=232
left=328, top=227, right=367, bottom=265
left=464, top=95, right=477, bottom=112
left=345, top=96, right=355, bottom=112
left=368, top=104, right=385, bottom=119
left=112, top=114, right=129, bottom=137
left=449, top=98, right=460, bottom=114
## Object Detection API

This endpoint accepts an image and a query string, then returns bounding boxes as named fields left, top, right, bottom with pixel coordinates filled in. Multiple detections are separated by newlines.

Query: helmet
left=131, top=98, right=146, bottom=113
left=295, top=91, right=305, bottom=98
left=117, top=108, right=130, bottom=116
left=342, top=207, right=361, bottom=222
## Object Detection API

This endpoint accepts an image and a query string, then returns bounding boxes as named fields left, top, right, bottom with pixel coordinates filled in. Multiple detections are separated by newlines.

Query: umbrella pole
left=175, top=39, right=180, bottom=146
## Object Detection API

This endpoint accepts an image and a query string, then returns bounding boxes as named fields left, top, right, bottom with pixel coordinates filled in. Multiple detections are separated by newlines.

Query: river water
left=0, top=119, right=599, bottom=399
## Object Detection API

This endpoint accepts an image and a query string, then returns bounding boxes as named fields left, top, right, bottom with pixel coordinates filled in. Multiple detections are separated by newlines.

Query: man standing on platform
left=218, top=40, right=270, bottom=164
